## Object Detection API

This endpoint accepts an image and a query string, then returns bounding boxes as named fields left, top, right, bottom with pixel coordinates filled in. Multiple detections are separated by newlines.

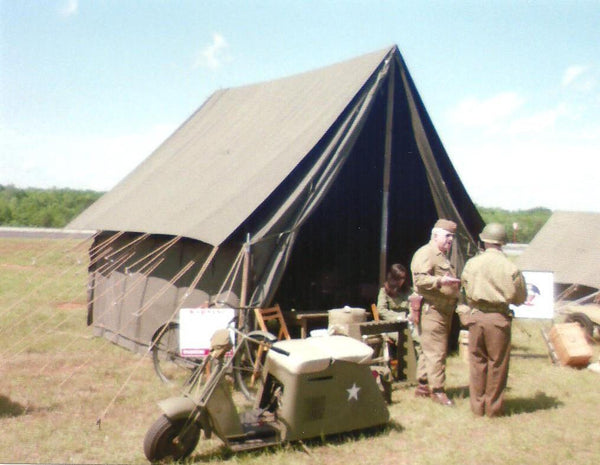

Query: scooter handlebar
left=269, top=345, right=290, bottom=357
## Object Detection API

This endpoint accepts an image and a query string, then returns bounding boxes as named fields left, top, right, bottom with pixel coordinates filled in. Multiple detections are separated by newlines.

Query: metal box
left=260, top=335, right=389, bottom=442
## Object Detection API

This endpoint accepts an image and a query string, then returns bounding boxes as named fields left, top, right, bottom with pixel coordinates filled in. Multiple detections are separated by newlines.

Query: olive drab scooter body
left=143, top=333, right=389, bottom=461
left=255, top=336, right=389, bottom=442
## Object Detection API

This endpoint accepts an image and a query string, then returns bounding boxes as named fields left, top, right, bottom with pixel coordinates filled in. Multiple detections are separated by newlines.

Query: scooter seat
left=269, top=335, right=374, bottom=374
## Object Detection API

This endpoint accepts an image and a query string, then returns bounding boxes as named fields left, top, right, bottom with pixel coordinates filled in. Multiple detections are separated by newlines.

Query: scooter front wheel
left=143, top=414, right=201, bottom=462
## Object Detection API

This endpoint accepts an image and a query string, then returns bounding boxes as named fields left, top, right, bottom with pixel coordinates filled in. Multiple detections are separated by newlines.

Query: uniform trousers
left=417, top=303, right=454, bottom=390
left=468, top=311, right=512, bottom=417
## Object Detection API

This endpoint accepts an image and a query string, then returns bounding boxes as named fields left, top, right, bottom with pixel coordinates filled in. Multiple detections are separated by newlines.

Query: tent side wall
left=88, top=233, right=240, bottom=353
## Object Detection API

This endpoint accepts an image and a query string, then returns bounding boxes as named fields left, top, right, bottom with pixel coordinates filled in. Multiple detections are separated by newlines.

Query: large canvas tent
left=69, top=45, right=484, bottom=352
left=517, top=211, right=600, bottom=298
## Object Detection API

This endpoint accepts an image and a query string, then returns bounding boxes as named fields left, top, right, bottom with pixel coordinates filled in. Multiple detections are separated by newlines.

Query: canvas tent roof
left=517, top=211, right=600, bottom=290
left=70, top=47, right=393, bottom=246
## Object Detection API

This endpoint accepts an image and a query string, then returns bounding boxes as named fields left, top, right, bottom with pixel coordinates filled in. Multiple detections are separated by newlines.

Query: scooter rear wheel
left=143, top=414, right=201, bottom=462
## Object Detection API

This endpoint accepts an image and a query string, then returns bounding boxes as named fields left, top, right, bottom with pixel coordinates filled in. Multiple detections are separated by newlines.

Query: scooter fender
left=157, top=396, right=213, bottom=439
left=157, top=396, right=197, bottom=420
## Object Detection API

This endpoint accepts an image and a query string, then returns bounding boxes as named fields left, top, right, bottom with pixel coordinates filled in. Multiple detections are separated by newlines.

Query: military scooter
left=143, top=329, right=390, bottom=461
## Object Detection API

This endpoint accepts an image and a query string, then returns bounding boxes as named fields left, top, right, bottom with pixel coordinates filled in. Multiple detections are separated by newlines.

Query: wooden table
left=286, top=311, right=329, bottom=338
left=359, top=320, right=416, bottom=382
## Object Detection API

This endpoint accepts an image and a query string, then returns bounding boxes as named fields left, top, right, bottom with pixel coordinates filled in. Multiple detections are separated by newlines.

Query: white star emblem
left=346, top=383, right=361, bottom=401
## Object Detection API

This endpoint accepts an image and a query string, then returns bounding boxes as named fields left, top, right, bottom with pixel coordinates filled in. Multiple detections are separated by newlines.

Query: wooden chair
left=371, top=303, right=381, bottom=322
left=254, top=304, right=291, bottom=341
left=250, top=304, right=291, bottom=386
left=369, top=303, right=398, bottom=379
left=365, top=303, right=384, bottom=357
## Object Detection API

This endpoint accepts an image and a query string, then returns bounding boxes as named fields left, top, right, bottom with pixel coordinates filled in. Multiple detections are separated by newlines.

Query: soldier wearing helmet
left=479, top=222, right=508, bottom=245
left=460, top=223, right=527, bottom=417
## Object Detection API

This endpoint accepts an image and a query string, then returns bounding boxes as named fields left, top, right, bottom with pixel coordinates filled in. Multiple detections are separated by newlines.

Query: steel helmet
left=479, top=223, right=507, bottom=245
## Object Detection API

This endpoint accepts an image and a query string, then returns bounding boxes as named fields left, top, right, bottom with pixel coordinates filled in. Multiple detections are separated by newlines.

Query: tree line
left=0, top=185, right=551, bottom=243
left=0, top=185, right=102, bottom=228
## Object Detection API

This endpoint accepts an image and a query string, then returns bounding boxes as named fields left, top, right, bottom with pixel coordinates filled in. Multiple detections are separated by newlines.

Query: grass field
left=1, top=237, right=599, bottom=464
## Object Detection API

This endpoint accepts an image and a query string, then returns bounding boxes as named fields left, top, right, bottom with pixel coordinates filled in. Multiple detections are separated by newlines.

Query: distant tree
left=477, top=206, right=552, bottom=243
left=0, top=185, right=103, bottom=228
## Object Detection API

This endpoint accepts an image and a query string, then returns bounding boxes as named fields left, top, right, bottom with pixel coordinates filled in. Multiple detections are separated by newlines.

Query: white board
left=511, top=270, right=554, bottom=319
left=179, top=307, right=235, bottom=357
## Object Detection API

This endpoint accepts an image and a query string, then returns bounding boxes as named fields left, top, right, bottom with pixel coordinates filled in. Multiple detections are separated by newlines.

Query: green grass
left=1, top=237, right=599, bottom=464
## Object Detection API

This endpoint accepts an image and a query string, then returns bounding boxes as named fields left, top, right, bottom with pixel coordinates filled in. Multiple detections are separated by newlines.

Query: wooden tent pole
left=379, top=59, right=395, bottom=285
left=239, top=234, right=251, bottom=328
left=241, top=233, right=251, bottom=308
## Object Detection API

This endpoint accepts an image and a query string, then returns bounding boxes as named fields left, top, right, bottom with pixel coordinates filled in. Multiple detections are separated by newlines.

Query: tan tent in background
left=69, top=45, right=484, bottom=353
left=517, top=211, right=600, bottom=297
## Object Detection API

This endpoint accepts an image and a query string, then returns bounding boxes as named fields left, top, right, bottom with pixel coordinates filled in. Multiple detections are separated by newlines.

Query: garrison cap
left=434, top=219, right=457, bottom=233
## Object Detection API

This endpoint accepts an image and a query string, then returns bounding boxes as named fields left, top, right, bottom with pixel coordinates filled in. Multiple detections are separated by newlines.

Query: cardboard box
left=548, top=323, right=593, bottom=367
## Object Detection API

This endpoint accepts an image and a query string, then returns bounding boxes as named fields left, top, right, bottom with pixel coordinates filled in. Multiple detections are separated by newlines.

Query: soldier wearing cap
left=460, top=223, right=527, bottom=417
left=410, top=218, right=461, bottom=406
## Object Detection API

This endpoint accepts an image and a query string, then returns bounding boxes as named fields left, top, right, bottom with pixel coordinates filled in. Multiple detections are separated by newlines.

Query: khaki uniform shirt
left=376, top=287, right=409, bottom=321
left=410, top=240, right=459, bottom=307
left=461, top=248, right=527, bottom=310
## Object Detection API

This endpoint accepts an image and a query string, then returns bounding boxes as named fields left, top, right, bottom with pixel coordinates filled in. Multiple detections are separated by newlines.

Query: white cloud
left=0, top=124, right=176, bottom=191
left=562, top=65, right=598, bottom=93
left=194, top=33, right=230, bottom=70
left=446, top=136, right=598, bottom=212
left=78, top=124, right=176, bottom=190
left=441, top=87, right=599, bottom=211
left=562, top=65, right=588, bottom=87
left=447, top=92, right=525, bottom=131
left=507, top=105, right=566, bottom=135
left=59, top=0, right=78, bottom=18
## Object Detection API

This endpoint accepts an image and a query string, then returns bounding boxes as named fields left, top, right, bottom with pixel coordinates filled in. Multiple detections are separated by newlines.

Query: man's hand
left=456, top=304, right=474, bottom=327
left=438, top=276, right=461, bottom=288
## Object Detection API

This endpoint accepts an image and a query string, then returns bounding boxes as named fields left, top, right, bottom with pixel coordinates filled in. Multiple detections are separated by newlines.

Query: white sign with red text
left=179, top=307, right=235, bottom=357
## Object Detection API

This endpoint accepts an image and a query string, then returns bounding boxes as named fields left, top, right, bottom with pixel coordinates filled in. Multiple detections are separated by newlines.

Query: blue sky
left=1, top=0, right=599, bottom=212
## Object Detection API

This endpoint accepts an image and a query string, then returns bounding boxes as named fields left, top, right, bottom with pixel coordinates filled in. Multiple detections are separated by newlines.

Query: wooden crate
left=548, top=323, right=593, bottom=367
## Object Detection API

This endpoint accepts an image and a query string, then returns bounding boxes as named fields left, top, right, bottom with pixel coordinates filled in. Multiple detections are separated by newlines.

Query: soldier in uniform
left=376, top=263, right=410, bottom=321
left=460, top=223, right=527, bottom=417
left=410, top=219, right=461, bottom=406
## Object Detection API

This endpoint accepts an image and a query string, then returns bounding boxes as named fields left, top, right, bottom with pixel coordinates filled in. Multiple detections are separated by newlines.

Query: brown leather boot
left=414, top=383, right=431, bottom=398
left=431, top=389, right=454, bottom=406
